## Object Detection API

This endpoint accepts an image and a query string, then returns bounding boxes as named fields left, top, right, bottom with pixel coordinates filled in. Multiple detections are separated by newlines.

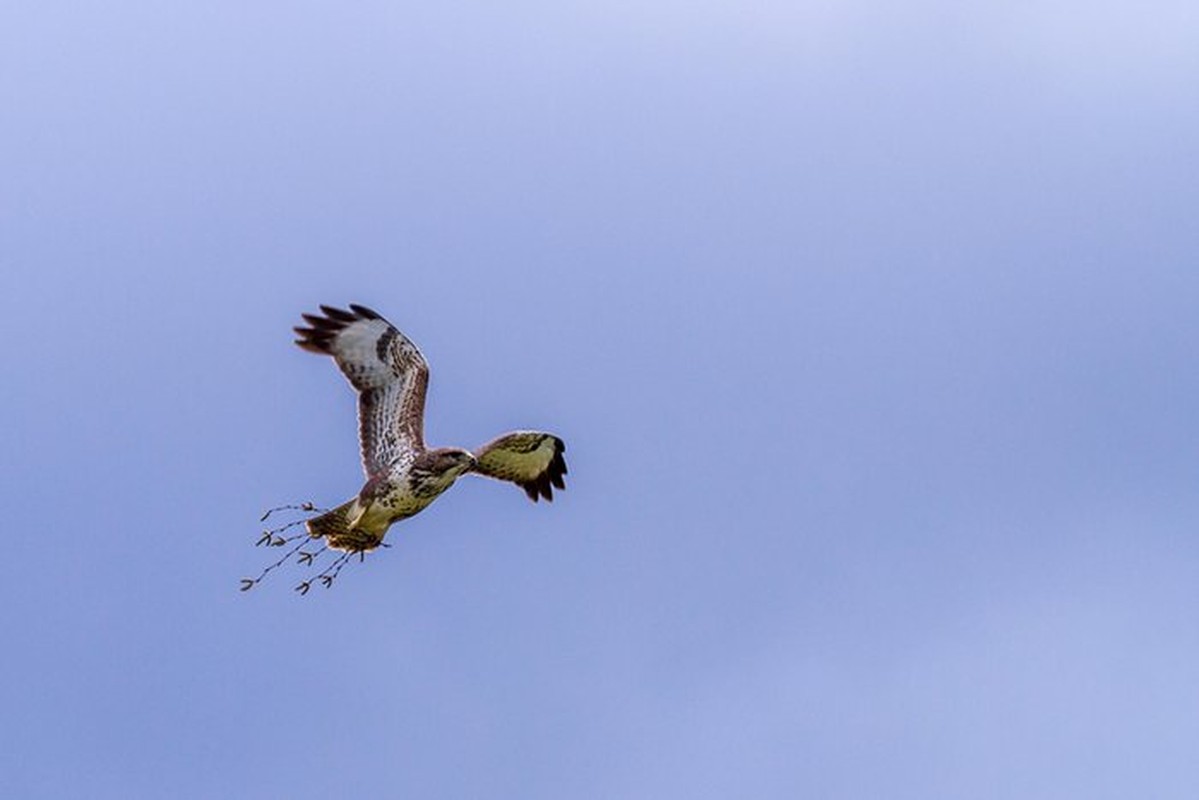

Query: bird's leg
left=346, top=502, right=368, bottom=531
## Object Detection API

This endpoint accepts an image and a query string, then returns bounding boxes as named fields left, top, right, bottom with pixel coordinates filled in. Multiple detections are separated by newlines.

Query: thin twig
left=245, top=502, right=382, bottom=595
left=259, top=501, right=326, bottom=522
left=241, top=535, right=314, bottom=590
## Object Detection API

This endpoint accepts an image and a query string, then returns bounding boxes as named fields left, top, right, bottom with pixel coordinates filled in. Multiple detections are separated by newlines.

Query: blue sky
left=2, top=1, right=1198, bottom=797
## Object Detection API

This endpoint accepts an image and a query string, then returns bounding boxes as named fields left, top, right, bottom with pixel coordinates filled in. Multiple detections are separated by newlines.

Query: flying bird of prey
left=244, top=303, right=566, bottom=592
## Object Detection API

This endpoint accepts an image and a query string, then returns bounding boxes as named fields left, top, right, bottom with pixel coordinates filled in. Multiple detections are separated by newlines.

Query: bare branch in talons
left=244, top=502, right=367, bottom=594
left=259, top=502, right=328, bottom=522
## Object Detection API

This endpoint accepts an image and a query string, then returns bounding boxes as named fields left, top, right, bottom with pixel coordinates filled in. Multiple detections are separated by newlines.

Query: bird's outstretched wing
left=294, top=304, right=429, bottom=476
left=471, top=431, right=567, bottom=501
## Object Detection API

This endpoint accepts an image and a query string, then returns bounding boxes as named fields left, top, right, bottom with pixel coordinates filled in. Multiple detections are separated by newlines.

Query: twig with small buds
left=243, top=502, right=385, bottom=595
left=259, top=502, right=326, bottom=522
left=241, top=502, right=327, bottom=592
left=240, top=535, right=315, bottom=591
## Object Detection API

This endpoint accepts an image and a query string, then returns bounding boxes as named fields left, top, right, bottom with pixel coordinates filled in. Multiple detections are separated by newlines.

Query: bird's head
left=426, top=447, right=477, bottom=478
left=408, top=448, right=477, bottom=498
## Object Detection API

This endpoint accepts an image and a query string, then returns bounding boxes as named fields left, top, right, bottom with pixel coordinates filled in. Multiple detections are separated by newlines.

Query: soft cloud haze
left=2, top=2, right=1197, bottom=797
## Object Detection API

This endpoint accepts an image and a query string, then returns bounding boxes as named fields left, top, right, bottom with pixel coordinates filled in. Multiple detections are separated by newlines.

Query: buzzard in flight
left=244, top=304, right=566, bottom=592
left=294, top=303, right=567, bottom=550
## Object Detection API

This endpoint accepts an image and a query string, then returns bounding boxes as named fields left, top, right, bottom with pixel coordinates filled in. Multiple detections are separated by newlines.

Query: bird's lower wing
left=470, top=431, right=567, bottom=502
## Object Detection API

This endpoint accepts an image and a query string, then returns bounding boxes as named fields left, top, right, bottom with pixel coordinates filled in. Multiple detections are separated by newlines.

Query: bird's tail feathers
left=306, top=499, right=384, bottom=552
left=306, top=500, right=357, bottom=542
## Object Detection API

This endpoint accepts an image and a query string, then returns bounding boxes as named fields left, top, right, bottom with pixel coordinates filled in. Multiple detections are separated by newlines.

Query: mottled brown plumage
left=292, top=304, right=568, bottom=553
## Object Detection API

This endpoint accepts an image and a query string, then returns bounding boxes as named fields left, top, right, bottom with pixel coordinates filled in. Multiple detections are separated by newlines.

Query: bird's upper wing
left=294, top=304, right=429, bottom=477
left=470, top=431, right=567, bottom=502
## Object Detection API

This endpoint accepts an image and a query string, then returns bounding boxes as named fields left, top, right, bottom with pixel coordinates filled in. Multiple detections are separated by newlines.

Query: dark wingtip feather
left=552, top=438, right=568, bottom=478
left=295, top=305, right=376, bottom=354
left=348, top=303, right=381, bottom=319
left=301, top=313, right=344, bottom=331
left=293, top=324, right=336, bottom=354
left=547, top=440, right=568, bottom=492
left=295, top=339, right=328, bottom=354
left=533, top=471, right=554, bottom=501
left=319, top=305, right=357, bottom=322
